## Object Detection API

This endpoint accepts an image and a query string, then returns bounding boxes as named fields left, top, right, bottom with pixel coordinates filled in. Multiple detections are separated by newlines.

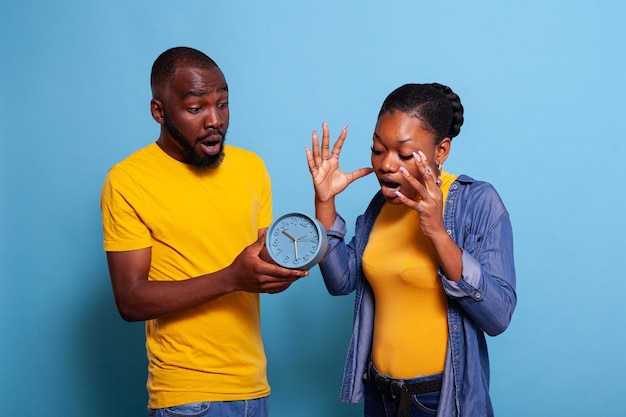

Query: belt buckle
left=390, top=379, right=406, bottom=399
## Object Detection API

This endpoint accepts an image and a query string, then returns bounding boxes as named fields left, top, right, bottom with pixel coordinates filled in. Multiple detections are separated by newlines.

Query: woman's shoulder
left=452, top=174, right=508, bottom=214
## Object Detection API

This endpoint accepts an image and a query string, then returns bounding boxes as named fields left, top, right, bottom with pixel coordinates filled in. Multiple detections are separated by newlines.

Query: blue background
left=1, top=1, right=625, bottom=416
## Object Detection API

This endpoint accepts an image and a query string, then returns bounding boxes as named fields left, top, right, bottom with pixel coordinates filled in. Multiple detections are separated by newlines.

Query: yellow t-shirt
left=101, top=143, right=272, bottom=408
left=363, top=171, right=457, bottom=378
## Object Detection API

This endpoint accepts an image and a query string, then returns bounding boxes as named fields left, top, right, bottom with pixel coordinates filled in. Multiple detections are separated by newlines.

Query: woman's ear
left=150, top=99, right=165, bottom=124
left=436, top=137, right=452, bottom=166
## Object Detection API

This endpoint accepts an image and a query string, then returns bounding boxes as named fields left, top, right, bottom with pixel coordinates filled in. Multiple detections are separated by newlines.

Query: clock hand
left=282, top=230, right=298, bottom=241
left=293, top=240, right=299, bottom=261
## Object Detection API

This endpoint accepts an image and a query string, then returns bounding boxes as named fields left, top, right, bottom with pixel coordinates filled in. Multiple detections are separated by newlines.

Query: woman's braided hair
left=378, top=83, right=464, bottom=143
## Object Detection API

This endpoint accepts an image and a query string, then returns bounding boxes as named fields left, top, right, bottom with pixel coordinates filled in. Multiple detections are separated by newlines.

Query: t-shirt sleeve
left=255, top=157, right=273, bottom=230
left=100, top=167, right=152, bottom=252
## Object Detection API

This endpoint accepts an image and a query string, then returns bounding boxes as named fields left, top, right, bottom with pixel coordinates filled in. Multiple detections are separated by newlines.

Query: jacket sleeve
left=319, top=213, right=361, bottom=296
left=441, top=182, right=517, bottom=336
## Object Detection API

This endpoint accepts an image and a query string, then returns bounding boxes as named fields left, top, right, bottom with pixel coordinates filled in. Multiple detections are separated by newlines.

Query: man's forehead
left=173, top=66, right=228, bottom=95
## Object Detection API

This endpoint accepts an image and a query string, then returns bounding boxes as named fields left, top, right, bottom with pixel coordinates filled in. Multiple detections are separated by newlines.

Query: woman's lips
left=379, top=179, right=401, bottom=199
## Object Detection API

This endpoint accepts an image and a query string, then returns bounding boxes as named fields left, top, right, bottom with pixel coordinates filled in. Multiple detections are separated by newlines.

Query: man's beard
left=164, top=112, right=226, bottom=169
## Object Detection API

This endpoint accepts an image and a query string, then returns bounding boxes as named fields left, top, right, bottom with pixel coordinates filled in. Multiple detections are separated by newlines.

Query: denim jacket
left=319, top=175, right=516, bottom=417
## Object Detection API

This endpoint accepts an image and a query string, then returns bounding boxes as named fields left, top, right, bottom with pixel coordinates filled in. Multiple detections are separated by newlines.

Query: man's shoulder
left=106, top=143, right=160, bottom=176
left=224, top=144, right=262, bottom=160
left=224, top=144, right=267, bottom=171
left=113, top=143, right=159, bottom=167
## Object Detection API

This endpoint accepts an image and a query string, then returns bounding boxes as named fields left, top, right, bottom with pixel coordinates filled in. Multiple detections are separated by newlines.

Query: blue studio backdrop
left=1, top=1, right=625, bottom=416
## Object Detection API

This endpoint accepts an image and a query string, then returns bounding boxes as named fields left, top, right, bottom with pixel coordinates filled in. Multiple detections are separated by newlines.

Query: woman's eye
left=399, top=154, right=414, bottom=161
left=370, top=146, right=383, bottom=155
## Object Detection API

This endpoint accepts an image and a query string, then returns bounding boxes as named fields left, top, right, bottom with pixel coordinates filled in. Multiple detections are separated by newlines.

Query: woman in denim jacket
left=306, top=83, right=516, bottom=417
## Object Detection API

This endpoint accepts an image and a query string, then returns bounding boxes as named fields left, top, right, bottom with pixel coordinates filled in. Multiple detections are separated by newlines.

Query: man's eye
left=188, top=107, right=201, bottom=114
left=218, top=102, right=229, bottom=109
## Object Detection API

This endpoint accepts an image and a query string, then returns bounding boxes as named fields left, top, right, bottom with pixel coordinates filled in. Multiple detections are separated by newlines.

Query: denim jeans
left=364, top=373, right=440, bottom=417
left=148, top=397, right=269, bottom=417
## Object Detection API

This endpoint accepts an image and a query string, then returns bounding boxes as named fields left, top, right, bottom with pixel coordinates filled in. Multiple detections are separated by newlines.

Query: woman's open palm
left=306, top=122, right=373, bottom=203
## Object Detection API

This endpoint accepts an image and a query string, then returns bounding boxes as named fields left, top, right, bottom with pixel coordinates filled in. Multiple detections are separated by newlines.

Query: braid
left=427, top=83, right=464, bottom=139
left=379, top=83, right=465, bottom=141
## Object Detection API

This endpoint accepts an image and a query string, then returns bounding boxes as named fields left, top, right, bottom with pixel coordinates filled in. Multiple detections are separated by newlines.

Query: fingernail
left=399, top=166, right=409, bottom=176
left=413, top=151, right=421, bottom=161
left=418, top=150, right=426, bottom=159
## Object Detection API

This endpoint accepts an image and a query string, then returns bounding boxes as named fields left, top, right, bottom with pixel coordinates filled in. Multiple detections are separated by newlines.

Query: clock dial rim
left=265, top=212, right=328, bottom=270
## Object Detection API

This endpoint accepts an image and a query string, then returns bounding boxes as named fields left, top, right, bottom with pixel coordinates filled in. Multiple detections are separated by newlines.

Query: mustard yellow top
left=101, top=143, right=272, bottom=408
left=363, top=171, right=457, bottom=378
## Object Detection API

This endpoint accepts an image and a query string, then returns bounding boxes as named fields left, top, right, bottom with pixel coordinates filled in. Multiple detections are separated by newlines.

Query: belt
left=367, top=363, right=442, bottom=417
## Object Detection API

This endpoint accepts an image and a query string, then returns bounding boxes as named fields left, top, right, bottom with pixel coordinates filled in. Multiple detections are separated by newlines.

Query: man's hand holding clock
left=266, top=212, right=327, bottom=270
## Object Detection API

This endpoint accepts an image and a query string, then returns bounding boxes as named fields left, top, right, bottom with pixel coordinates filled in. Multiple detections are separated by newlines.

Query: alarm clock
left=265, top=212, right=328, bottom=270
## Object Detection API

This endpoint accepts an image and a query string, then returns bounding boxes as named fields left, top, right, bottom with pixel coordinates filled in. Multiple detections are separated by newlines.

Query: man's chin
left=191, top=148, right=225, bottom=169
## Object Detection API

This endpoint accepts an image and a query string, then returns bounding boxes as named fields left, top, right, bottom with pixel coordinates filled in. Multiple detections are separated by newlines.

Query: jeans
left=148, top=397, right=269, bottom=417
left=364, top=373, right=440, bottom=417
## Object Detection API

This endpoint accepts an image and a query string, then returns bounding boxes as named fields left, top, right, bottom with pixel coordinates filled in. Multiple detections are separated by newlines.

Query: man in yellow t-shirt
left=100, top=47, right=308, bottom=417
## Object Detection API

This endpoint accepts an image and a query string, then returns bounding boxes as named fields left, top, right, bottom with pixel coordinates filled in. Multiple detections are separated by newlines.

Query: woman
left=306, top=83, right=516, bottom=417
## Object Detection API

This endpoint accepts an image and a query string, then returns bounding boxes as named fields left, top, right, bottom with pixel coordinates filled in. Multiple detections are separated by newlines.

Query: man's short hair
left=150, top=47, right=218, bottom=92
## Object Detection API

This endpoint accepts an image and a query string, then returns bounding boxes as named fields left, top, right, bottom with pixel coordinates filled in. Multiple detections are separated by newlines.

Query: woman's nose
left=380, top=154, right=397, bottom=173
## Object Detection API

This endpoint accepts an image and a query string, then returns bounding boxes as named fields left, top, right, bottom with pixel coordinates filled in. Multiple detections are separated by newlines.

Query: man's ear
left=150, top=99, right=165, bottom=124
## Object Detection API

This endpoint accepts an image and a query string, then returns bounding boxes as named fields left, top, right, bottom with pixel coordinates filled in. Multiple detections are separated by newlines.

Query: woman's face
left=371, top=110, right=449, bottom=203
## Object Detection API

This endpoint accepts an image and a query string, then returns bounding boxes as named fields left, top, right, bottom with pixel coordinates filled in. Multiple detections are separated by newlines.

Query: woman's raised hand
left=306, top=122, right=373, bottom=204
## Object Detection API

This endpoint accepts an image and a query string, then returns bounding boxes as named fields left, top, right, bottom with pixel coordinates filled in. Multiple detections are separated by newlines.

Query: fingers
left=305, top=145, right=317, bottom=173
left=309, top=122, right=347, bottom=167
left=393, top=188, right=420, bottom=211
left=412, top=151, right=438, bottom=186
left=397, top=150, right=443, bottom=215
left=399, top=165, right=427, bottom=200
left=329, top=125, right=348, bottom=160
left=348, top=166, right=374, bottom=182
left=261, top=265, right=308, bottom=294
left=321, top=121, right=331, bottom=160
left=245, top=233, right=265, bottom=255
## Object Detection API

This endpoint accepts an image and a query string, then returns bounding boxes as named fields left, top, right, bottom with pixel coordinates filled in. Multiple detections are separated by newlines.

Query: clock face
left=265, top=212, right=328, bottom=270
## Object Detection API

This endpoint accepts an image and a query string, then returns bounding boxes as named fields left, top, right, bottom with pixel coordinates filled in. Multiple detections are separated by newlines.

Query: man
left=100, top=46, right=307, bottom=416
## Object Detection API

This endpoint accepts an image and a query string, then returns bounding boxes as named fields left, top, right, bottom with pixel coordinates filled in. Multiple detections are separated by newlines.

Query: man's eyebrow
left=183, top=85, right=229, bottom=98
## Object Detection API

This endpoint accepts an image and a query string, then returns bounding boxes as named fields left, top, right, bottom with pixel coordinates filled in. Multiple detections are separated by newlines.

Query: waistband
left=367, top=362, right=442, bottom=397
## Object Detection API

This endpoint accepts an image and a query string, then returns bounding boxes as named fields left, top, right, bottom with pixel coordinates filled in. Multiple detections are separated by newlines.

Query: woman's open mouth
left=379, top=179, right=401, bottom=199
